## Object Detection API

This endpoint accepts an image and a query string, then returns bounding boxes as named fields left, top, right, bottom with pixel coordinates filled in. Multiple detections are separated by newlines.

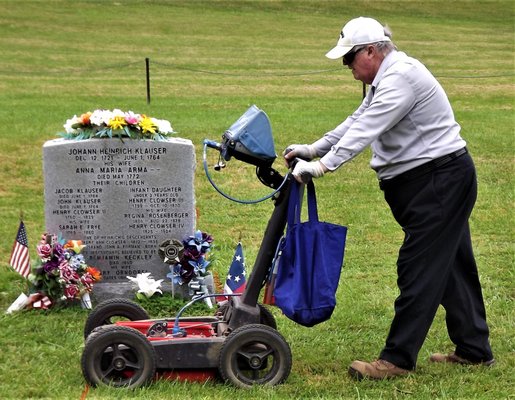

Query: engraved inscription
left=43, top=138, right=195, bottom=284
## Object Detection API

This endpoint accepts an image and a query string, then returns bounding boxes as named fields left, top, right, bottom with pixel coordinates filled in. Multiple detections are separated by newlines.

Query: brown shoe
left=348, top=359, right=410, bottom=380
left=430, top=352, right=495, bottom=366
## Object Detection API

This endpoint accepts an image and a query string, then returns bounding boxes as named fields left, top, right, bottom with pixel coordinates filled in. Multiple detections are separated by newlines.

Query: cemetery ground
left=0, top=1, right=513, bottom=399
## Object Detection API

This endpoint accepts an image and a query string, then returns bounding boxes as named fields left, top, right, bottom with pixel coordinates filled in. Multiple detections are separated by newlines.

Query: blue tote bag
left=273, top=180, right=347, bottom=327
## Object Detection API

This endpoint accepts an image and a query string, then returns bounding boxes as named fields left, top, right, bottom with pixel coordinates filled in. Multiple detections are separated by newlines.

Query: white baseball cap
left=325, top=17, right=391, bottom=59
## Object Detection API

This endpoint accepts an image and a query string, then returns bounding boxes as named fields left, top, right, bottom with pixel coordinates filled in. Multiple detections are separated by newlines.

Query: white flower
left=64, top=115, right=80, bottom=133
left=153, top=118, right=174, bottom=134
left=111, top=108, right=125, bottom=118
left=127, top=272, right=163, bottom=298
left=90, top=109, right=113, bottom=127
left=89, top=110, right=105, bottom=127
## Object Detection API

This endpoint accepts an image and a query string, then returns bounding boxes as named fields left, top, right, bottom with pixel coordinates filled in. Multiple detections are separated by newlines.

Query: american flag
left=224, top=242, right=246, bottom=295
left=9, top=221, right=31, bottom=278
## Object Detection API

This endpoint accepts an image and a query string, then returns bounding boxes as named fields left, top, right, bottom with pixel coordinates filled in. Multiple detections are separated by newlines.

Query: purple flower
left=183, top=247, right=201, bottom=261
left=179, top=263, right=195, bottom=284
left=202, top=232, right=213, bottom=243
left=53, top=243, right=65, bottom=259
left=43, top=259, right=60, bottom=276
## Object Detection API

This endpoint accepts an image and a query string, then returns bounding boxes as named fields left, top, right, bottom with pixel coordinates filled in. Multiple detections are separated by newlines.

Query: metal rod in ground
left=145, top=57, right=151, bottom=104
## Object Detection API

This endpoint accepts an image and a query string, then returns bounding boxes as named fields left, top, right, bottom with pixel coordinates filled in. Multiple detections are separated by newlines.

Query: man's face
left=344, top=45, right=380, bottom=85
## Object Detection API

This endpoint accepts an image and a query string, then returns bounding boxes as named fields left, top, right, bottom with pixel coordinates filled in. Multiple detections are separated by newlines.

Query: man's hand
left=283, top=144, right=317, bottom=164
left=292, top=160, right=326, bottom=183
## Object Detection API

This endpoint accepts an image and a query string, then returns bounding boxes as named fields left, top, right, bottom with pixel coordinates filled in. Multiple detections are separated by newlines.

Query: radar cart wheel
left=218, top=324, right=292, bottom=388
left=81, top=325, right=156, bottom=388
left=84, top=298, right=150, bottom=339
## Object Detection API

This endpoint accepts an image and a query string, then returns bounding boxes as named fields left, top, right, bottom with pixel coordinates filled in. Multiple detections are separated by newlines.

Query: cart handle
left=203, top=140, right=288, bottom=204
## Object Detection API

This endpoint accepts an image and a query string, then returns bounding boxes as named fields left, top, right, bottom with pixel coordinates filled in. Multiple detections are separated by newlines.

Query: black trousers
left=378, top=152, right=493, bottom=370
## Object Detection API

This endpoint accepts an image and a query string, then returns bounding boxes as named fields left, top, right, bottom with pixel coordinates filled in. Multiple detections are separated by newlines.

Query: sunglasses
left=342, top=46, right=367, bottom=66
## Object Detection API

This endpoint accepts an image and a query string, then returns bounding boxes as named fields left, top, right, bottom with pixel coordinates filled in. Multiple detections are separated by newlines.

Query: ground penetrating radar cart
left=81, top=106, right=298, bottom=389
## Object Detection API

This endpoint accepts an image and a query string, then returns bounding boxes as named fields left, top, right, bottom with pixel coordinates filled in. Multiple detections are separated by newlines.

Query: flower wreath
left=60, top=109, right=175, bottom=141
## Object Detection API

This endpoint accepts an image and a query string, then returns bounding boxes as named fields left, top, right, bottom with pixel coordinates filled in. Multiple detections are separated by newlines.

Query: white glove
left=292, top=160, right=325, bottom=183
left=283, top=144, right=317, bottom=161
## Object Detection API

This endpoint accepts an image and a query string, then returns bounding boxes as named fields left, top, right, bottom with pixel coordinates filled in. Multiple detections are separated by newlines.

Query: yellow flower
left=108, top=116, right=127, bottom=130
left=139, top=116, right=157, bottom=135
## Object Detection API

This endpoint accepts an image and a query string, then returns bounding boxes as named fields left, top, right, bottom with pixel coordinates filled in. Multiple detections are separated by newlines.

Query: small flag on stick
left=218, top=242, right=246, bottom=304
left=9, top=220, right=31, bottom=278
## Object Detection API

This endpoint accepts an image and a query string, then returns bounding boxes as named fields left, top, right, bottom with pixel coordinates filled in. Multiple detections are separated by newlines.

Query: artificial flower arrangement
left=125, top=231, right=214, bottom=308
left=28, top=233, right=102, bottom=308
left=60, top=109, right=175, bottom=141
left=167, top=230, right=214, bottom=286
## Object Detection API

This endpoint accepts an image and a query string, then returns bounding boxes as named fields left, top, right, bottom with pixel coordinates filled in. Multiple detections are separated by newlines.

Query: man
left=284, top=16, right=494, bottom=380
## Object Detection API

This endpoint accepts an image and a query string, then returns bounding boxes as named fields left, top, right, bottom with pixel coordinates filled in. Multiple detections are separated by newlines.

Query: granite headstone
left=43, top=137, right=196, bottom=302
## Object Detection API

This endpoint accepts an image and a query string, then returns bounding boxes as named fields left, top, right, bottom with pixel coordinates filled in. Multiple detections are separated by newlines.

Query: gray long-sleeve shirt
left=313, top=50, right=466, bottom=180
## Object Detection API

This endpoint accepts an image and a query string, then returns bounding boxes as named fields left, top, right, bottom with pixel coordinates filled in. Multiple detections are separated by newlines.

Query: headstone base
left=90, top=274, right=215, bottom=306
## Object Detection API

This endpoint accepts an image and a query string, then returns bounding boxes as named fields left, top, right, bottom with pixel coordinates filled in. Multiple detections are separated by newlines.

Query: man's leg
left=379, top=154, right=488, bottom=369
left=438, top=223, right=493, bottom=362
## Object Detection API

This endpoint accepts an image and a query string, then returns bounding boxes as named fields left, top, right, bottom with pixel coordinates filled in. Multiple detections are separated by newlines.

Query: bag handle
left=287, top=180, right=319, bottom=227
left=287, top=180, right=300, bottom=226
left=306, top=181, right=319, bottom=223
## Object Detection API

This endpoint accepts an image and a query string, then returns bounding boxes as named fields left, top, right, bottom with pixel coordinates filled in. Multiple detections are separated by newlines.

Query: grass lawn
left=0, top=1, right=513, bottom=399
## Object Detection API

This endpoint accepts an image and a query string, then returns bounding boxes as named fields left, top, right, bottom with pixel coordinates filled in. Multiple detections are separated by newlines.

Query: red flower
left=64, top=284, right=79, bottom=300
left=59, top=262, right=80, bottom=283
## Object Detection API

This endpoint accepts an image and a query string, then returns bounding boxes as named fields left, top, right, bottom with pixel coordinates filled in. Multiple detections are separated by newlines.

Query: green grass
left=0, top=0, right=514, bottom=399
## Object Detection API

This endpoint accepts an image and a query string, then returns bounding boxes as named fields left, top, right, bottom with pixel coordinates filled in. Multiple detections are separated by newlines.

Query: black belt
left=379, top=147, right=468, bottom=190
